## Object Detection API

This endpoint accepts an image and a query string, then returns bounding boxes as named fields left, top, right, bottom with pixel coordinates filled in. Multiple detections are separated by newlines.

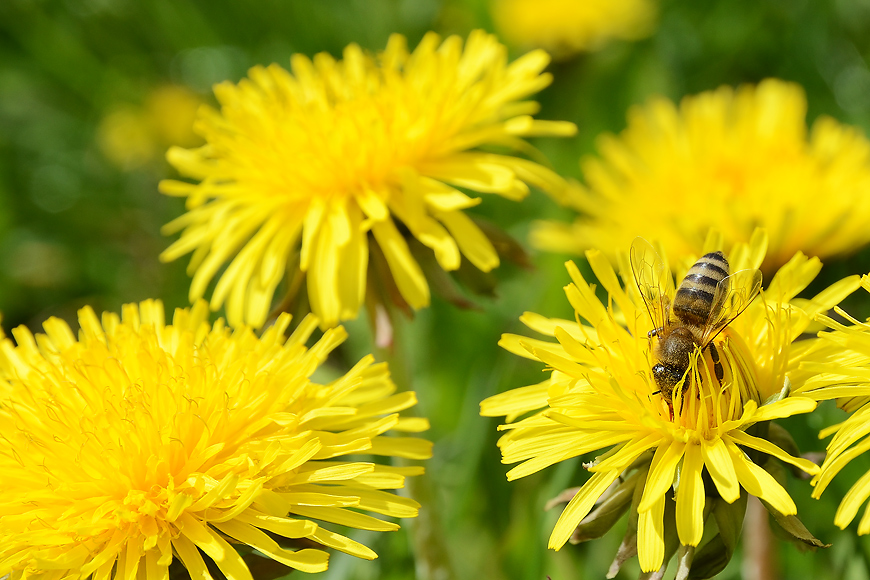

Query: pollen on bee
left=667, top=343, right=735, bottom=428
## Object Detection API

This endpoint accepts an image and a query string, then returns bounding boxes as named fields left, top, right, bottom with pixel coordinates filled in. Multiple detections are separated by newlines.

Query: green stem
left=376, top=306, right=457, bottom=580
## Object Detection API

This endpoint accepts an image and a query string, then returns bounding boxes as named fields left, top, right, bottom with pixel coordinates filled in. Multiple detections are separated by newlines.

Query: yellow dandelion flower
left=491, top=0, right=656, bottom=57
left=159, top=31, right=576, bottom=329
left=145, top=85, right=204, bottom=149
left=97, top=106, right=155, bottom=169
left=533, top=79, right=870, bottom=272
left=792, top=278, right=870, bottom=534
left=481, top=230, right=857, bottom=574
left=0, top=300, right=431, bottom=579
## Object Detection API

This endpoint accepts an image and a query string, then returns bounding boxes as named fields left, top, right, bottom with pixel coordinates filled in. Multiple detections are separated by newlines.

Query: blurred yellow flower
left=533, top=79, right=870, bottom=272
left=0, top=300, right=431, bottom=579
left=482, top=231, right=857, bottom=573
left=97, top=106, right=155, bottom=168
left=491, top=0, right=656, bottom=57
left=97, top=84, right=203, bottom=169
left=159, top=30, right=576, bottom=329
left=146, top=85, right=204, bottom=148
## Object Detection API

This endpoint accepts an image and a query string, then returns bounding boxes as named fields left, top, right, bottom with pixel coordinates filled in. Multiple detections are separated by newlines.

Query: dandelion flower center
left=655, top=333, right=762, bottom=436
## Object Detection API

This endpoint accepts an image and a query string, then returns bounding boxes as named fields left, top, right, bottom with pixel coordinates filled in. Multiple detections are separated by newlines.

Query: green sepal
left=241, top=551, right=303, bottom=580
left=766, top=422, right=800, bottom=460
left=368, top=232, right=413, bottom=317
left=639, top=493, right=679, bottom=580
left=740, top=418, right=771, bottom=466
left=765, top=422, right=808, bottom=479
left=755, top=460, right=826, bottom=549
left=687, top=493, right=748, bottom=579
left=762, top=498, right=829, bottom=551
left=627, top=464, right=649, bottom=535
left=568, top=469, right=640, bottom=544
left=450, top=255, right=499, bottom=297
left=674, top=544, right=696, bottom=580
left=168, top=540, right=306, bottom=580
left=267, top=250, right=314, bottom=332
left=606, top=529, right=638, bottom=580
left=763, top=376, right=791, bottom=406
left=713, top=493, right=747, bottom=557
left=545, top=486, right=581, bottom=511
left=605, top=464, right=649, bottom=579
left=447, top=216, right=534, bottom=297
left=408, top=237, right=477, bottom=309
left=470, top=215, right=533, bottom=271
left=687, top=535, right=728, bottom=580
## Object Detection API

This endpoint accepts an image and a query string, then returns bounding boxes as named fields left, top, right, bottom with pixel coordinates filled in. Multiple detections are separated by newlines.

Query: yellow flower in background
left=533, top=79, right=870, bottom=272
left=97, top=85, right=203, bottom=169
left=0, top=300, right=431, bottom=579
left=792, top=278, right=870, bottom=534
left=481, top=231, right=858, bottom=574
left=146, top=85, right=204, bottom=148
left=159, top=30, right=576, bottom=330
left=97, top=106, right=155, bottom=168
left=491, top=0, right=656, bottom=58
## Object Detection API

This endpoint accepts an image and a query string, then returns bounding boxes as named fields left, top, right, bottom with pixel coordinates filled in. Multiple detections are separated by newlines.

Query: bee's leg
left=709, top=342, right=724, bottom=384
left=646, top=328, right=662, bottom=355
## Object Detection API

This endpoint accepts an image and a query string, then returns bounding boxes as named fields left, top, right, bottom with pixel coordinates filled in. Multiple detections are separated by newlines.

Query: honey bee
left=630, top=238, right=762, bottom=405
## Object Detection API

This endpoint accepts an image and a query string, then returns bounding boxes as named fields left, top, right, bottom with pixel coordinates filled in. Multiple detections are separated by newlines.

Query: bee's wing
left=630, top=237, right=673, bottom=333
left=701, top=268, right=763, bottom=345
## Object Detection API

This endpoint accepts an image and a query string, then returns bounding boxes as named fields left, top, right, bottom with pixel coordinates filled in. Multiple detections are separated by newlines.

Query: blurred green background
left=4, top=0, right=870, bottom=578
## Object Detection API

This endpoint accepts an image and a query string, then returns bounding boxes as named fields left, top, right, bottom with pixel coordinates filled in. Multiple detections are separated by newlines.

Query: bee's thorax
left=657, top=326, right=695, bottom=370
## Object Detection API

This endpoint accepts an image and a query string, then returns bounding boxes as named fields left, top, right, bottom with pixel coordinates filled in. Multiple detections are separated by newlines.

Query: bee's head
left=652, top=362, right=683, bottom=399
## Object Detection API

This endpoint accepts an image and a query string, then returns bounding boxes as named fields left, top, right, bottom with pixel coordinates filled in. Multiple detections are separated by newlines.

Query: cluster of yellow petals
left=790, top=278, right=870, bottom=534
left=481, top=231, right=858, bottom=572
left=160, top=30, right=575, bottom=329
left=0, top=300, right=431, bottom=580
left=533, top=79, right=870, bottom=272
left=491, top=0, right=656, bottom=57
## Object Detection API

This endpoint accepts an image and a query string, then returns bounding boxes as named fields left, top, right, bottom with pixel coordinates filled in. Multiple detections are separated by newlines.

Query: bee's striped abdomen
left=672, top=251, right=729, bottom=326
